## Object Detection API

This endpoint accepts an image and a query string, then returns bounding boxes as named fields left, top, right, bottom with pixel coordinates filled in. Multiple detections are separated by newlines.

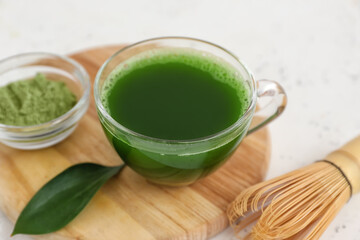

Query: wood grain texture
left=0, top=45, right=271, bottom=240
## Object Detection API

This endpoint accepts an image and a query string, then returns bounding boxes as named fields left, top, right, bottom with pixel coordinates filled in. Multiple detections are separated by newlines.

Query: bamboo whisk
left=227, top=136, right=360, bottom=240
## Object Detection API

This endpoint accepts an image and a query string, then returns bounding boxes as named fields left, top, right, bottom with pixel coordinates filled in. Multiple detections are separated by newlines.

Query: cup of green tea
left=94, top=37, right=286, bottom=186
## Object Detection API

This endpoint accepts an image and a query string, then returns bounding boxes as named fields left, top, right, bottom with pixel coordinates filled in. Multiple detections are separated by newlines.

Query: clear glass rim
left=0, top=52, right=91, bottom=132
left=94, top=36, right=256, bottom=144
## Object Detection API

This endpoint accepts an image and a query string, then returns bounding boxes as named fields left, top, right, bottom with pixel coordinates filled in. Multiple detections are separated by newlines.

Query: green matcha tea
left=101, top=49, right=251, bottom=185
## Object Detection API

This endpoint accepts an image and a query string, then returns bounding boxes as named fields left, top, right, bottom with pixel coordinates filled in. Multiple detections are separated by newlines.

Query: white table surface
left=1, top=0, right=360, bottom=239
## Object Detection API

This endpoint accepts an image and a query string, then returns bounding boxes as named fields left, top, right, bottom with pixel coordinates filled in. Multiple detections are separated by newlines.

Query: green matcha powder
left=0, top=73, right=77, bottom=126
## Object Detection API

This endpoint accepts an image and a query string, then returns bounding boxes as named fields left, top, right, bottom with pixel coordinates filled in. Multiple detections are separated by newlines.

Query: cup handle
left=247, top=79, right=287, bottom=135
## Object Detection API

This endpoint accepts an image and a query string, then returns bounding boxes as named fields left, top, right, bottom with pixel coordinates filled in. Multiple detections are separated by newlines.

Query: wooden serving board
left=0, top=45, right=270, bottom=240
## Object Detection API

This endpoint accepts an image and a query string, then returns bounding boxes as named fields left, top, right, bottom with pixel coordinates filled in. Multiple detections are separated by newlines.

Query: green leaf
left=12, top=163, right=124, bottom=236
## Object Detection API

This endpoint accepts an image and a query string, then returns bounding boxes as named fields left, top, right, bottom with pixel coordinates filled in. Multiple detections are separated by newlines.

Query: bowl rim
left=0, top=52, right=90, bottom=132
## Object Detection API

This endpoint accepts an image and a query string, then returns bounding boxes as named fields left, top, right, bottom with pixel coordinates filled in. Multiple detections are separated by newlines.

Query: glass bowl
left=0, top=52, right=90, bottom=150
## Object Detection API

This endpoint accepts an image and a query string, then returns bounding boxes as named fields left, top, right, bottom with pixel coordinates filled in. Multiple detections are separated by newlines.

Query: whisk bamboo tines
left=227, top=136, right=360, bottom=240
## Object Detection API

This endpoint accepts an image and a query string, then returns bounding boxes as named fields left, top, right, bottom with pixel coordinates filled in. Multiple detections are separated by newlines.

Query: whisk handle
left=326, top=136, right=360, bottom=195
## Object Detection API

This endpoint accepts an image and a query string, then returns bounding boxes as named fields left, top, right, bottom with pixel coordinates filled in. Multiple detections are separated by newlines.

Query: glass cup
left=94, top=37, right=287, bottom=186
